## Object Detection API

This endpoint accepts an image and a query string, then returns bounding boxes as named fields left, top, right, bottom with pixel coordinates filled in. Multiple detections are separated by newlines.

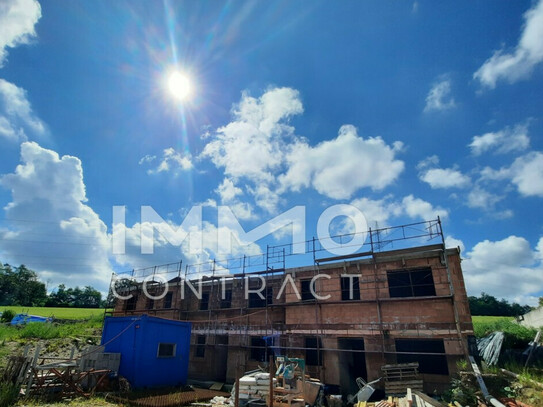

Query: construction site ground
left=1, top=317, right=542, bottom=407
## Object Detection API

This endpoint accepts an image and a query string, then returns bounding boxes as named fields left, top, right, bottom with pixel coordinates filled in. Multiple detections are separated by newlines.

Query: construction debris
left=477, top=332, right=505, bottom=366
left=1, top=344, right=116, bottom=400
left=351, top=390, right=444, bottom=407
left=348, top=377, right=381, bottom=404
left=107, top=387, right=230, bottom=407
left=382, top=363, right=423, bottom=395
left=468, top=356, right=506, bottom=407
left=234, top=372, right=276, bottom=401
left=523, top=330, right=541, bottom=368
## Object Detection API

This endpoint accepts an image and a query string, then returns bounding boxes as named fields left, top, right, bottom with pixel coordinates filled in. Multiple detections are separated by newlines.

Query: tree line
left=468, top=292, right=536, bottom=316
left=0, top=263, right=103, bottom=308
left=2, top=263, right=541, bottom=314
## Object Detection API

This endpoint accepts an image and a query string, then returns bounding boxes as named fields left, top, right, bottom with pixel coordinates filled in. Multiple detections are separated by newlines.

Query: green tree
left=46, top=284, right=102, bottom=308
left=46, top=284, right=70, bottom=307
left=0, top=263, right=46, bottom=306
left=469, top=292, right=531, bottom=316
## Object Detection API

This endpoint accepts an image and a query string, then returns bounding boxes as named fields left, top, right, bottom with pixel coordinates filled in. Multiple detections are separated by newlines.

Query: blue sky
left=0, top=0, right=543, bottom=304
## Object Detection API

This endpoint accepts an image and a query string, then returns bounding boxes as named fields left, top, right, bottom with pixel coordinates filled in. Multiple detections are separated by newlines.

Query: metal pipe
left=469, top=356, right=506, bottom=407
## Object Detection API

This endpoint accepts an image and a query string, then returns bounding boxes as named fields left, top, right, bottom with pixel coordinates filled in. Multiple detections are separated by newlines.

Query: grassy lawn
left=0, top=306, right=105, bottom=320
left=0, top=307, right=107, bottom=345
left=472, top=315, right=514, bottom=324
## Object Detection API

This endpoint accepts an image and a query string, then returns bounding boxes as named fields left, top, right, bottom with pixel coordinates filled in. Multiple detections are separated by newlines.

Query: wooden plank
left=412, top=391, right=447, bottom=407
left=210, top=382, right=224, bottom=391
left=386, top=381, right=423, bottom=391
left=407, top=389, right=413, bottom=407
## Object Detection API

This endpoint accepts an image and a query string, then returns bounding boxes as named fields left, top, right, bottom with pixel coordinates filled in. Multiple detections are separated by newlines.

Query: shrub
left=0, top=310, right=15, bottom=324
left=473, top=317, right=537, bottom=348
left=0, top=382, right=18, bottom=407
left=18, top=322, right=60, bottom=340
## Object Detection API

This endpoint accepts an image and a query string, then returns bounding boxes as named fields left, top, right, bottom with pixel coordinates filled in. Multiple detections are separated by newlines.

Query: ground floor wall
left=187, top=331, right=468, bottom=395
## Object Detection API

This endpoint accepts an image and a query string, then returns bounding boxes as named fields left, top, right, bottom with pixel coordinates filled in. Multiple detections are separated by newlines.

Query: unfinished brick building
left=112, top=219, right=473, bottom=394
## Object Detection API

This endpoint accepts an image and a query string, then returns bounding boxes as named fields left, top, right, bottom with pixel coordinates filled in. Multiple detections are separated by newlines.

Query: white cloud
left=493, top=209, right=514, bottom=220
left=0, top=142, right=112, bottom=291
left=463, top=236, right=543, bottom=305
left=201, top=87, right=302, bottom=183
left=247, top=183, right=283, bottom=214
left=476, top=151, right=543, bottom=199
left=416, top=155, right=439, bottom=170
left=424, top=77, right=456, bottom=112
left=144, top=147, right=192, bottom=175
left=113, top=221, right=201, bottom=271
left=280, top=125, right=404, bottom=199
left=417, top=156, right=470, bottom=189
left=445, top=236, right=465, bottom=252
left=0, top=0, right=41, bottom=66
left=469, top=123, right=530, bottom=156
left=0, top=115, right=22, bottom=141
left=420, top=167, right=470, bottom=189
left=201, top=87, right=303, bottom=213
left=474, top=0, right=543, bottom=88
left=114, top=219, right=262, bottom=274
left=479, top=166, right=511, bottom=182
left=216, top=178, right=242, bottom=203
left=350, top=194, right=446, bottom=227
left=467, top=186, right=503, bottom=209
left=229, top=202, right=256, bottom=221
left=202, top=88, right=404, bottom=212
left=0, top=79, right=45, bottom=141
left=510, top=151, right=543, bottom=197
left=138, top=154, right=156, bottom=165
left=402, top=194, right=448, bottom=220
left=350, top=196, right=402, bottom=227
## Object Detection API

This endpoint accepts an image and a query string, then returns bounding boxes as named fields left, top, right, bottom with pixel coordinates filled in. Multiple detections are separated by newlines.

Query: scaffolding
left=110, top=219, right=443, bottom=283
left=108, top=218, right=471, bottom=384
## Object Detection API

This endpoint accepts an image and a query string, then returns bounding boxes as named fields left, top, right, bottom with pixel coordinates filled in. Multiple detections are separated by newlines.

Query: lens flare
left=167, top=71, right=192, bottom=101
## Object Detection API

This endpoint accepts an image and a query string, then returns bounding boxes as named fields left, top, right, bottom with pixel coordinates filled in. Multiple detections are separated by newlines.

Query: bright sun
left=167, top=71, right=192, bottom=101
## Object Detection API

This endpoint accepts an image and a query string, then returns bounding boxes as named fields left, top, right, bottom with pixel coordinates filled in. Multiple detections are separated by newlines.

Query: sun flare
left=167, top=71, right=192, bottom=101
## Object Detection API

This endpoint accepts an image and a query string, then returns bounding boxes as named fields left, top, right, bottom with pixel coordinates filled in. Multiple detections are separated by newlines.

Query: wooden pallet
left=382, top=363, right=423, bottom=395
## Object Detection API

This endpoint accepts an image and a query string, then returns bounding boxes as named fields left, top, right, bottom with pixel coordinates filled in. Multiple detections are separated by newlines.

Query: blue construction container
left=101, top=315, right=191, bottom=388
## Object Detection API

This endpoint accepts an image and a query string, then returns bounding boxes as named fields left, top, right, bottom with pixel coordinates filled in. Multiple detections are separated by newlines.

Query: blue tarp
left=10, top=313, right=53, bottom=325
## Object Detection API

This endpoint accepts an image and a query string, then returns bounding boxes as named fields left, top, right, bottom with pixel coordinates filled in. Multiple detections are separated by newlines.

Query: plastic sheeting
left=477, top=331, right=504, bottom=366
left=10, top=313, right=52, bottom=325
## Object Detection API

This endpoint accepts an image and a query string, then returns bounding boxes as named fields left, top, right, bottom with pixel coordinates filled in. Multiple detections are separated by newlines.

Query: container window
left=157, top=343, right=176, bottom=358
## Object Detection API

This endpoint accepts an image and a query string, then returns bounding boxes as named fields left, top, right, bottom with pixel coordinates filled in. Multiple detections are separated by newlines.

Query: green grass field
left=0, top=306, right=105, bottom=320
left=472, top=315, right=514, bottom=324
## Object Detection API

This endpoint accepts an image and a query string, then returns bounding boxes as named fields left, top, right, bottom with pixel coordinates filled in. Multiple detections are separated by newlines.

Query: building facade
left=112, top=221, right=473, bottom=394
